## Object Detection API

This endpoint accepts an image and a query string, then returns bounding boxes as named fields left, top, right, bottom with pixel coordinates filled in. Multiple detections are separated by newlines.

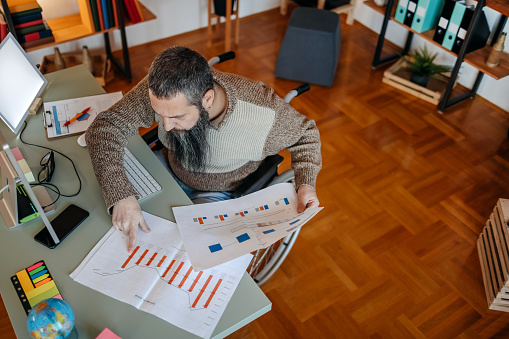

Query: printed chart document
left=173, top=183, right=323, bottom=271
left=71, top=212, right=252, bottom=339
left=43, top=91, right=122, bottom=139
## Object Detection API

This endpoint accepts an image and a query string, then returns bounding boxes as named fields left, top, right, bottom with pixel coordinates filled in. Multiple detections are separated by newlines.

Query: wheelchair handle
left=208, top=51, right=236, bottom=66
left=284, top=83, right=310, bottom=103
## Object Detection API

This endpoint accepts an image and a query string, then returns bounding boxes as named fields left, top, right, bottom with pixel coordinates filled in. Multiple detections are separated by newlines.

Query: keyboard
left=123, top=147, right=162, bottom=199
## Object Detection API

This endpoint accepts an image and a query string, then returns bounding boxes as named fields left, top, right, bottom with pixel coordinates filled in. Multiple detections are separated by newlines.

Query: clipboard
left=43, top=91, right=123, bottom=140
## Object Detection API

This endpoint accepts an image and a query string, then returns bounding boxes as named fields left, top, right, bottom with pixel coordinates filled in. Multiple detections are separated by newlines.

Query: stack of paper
left=71, top=212, right=252, bottom=339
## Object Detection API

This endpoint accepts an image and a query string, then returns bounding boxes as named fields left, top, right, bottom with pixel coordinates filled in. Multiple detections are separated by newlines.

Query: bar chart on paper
left=71, top=212, right=251, bottom=339
left=43, top=92, right=123, bottom=138
left=173, top=183, right=323, bottom=271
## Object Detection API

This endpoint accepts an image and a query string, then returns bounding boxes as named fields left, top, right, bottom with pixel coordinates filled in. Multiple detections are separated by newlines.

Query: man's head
left=148, top=46, right=215, bottom=172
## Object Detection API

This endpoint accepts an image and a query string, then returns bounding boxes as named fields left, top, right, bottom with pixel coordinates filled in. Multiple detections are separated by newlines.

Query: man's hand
left=297, top=185, right=319, bottom=213
left=112, top=196, right=151, bottom=253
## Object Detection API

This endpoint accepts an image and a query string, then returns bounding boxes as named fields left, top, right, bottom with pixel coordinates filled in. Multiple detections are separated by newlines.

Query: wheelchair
left=142, top=52, right=310, bottom=285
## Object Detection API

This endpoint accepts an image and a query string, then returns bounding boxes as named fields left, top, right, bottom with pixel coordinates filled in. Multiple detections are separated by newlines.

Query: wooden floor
left=4, top=4, right=509, bottom=338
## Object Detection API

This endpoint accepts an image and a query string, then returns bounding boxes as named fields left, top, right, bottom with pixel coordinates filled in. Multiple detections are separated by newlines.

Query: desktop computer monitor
left=0, top=33, right=59, bottom=244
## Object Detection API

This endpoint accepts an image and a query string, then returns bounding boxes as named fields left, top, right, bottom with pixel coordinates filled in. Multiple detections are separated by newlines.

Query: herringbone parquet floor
left=3, top=3, right=509, bottom=338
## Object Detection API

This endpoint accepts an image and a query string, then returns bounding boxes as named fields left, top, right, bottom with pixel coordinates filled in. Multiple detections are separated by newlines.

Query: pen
left=63, top=107, right=91, bottom=127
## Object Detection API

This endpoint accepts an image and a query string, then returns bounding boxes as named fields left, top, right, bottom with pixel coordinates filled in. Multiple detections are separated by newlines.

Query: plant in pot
left=402, top=46, right=453, bottom=88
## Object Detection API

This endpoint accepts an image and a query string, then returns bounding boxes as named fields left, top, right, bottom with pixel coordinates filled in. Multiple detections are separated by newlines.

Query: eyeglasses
left=38, top=151, right=55, bottom=183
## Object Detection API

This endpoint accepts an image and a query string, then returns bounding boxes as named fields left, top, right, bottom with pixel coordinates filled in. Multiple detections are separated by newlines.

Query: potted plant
left=402, top=46, right=453, bottom=87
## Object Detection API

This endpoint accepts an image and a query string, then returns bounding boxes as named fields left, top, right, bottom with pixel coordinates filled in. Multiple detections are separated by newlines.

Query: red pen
left=63, top=107, right=91, bottom=127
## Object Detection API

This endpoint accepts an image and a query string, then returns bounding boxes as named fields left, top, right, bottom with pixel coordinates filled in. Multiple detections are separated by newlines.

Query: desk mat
left=10, top=260, right=63, bottom=315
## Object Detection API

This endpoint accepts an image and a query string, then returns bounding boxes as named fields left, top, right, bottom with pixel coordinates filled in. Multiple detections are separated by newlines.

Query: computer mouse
left=77, top=133, right=87, bottom=147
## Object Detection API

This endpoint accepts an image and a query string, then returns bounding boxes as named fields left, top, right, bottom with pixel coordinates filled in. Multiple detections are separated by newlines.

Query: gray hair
left=148, top=46, right=214, bottom=107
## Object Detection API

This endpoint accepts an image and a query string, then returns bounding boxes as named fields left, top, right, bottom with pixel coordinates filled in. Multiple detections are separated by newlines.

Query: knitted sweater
left=86, top=69, right=322, bottom=211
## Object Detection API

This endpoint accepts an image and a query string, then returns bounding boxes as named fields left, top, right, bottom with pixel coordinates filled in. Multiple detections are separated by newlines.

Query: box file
left=442, top=1, right=467, bottom=50
left=433, top=0, right=457, bottom=44
left=411, top=0, right=445, bottom=33
left=403, top=0, right=418, bottom=27
left=451, top=7, right=490, bottom=54
left=395, top=0, right=409, bottom=23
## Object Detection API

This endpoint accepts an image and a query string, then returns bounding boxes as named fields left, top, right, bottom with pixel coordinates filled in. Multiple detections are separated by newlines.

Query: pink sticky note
left=96, top=328, right=121, bottom=339
left=11, top=147, right=23, bottom=161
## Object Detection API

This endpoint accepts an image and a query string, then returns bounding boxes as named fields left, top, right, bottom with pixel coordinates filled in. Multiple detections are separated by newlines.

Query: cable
left=19, top=122, right=82, bottom=208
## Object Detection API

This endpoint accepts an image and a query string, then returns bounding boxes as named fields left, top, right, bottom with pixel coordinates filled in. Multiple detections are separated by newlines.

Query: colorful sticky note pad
left=11, top=260, right=63, bottom=314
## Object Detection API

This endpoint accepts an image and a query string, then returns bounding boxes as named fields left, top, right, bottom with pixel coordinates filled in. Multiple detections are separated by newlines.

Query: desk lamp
left=0, top=33, right=59, bottom=245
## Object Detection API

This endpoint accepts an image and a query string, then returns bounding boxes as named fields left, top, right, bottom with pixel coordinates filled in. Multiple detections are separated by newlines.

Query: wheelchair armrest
left=231, top=154, right=284, bottom=198
left=141, top=127, right=164, bottom=151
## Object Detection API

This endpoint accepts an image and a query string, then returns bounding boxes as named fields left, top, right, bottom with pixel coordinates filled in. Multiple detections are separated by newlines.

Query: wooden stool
left=280, top=0, right=359, bottom=25
left=208, top=0, right=240, bottom=51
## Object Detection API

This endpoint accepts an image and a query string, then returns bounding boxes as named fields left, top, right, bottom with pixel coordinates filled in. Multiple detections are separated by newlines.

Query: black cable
left=19, top=122, right=82, bottom=208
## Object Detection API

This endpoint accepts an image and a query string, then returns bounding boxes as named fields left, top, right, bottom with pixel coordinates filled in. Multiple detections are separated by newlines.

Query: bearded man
left=86, top=46, right=321, bottom=253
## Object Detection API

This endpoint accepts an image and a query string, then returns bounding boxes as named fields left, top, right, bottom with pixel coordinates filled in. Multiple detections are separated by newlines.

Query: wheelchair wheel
left=248, top=169, right=300, bottom=285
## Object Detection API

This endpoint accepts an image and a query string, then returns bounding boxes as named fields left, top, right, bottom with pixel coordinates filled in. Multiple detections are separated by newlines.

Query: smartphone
left=34, top=204, right=89, bottom=249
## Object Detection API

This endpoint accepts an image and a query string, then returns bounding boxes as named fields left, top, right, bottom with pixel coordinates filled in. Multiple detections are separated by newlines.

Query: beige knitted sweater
left=86, top=69, right=321, bottom=211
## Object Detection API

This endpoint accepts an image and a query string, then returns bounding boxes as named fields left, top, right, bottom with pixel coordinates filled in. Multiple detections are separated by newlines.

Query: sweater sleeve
left=85, top=77, right=155, bottom=212
left=271, top=94, right=322, bottom=189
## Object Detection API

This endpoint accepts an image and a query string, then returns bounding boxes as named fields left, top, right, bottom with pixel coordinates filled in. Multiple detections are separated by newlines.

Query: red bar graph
left=204, top=279, right=222, bottom=308
left=179, top=267, right=193, bottom=288
left=135, top=249, right=149, bottom=265
left=121, top=246, right=140, bottom=268
left=146, top=252, right=158, bottom=266
left=169, top=262, right=185, bottom=284
left=189, top=271, right=203, bottom=292
left=162, top=260, right=175, bottom=278
left=192, top=275, right=212, bottom=308
left=157, top=255, right=167, bottom=267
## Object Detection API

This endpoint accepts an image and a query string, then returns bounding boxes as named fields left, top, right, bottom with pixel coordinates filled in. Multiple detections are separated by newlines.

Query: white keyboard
left=123, top=147, right=162, bottom=199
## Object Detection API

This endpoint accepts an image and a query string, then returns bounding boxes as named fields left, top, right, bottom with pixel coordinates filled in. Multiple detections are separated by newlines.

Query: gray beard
left=168, top=105, right=210, bottom=172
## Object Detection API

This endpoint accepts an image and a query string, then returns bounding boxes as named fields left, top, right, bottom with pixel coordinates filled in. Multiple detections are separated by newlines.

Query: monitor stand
left=0, top=150, right=54, bottom=228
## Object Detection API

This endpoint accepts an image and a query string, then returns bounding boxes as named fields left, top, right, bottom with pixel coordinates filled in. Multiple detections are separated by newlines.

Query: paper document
left=173, top=183, right=323, bottom=271
left=71, top=212, right=252, bottom=339
left=43, top=92, right=122, bottom=139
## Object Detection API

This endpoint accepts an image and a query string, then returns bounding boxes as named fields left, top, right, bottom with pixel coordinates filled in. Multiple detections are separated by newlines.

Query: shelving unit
left=369, top=0, right=509, bottom=112
left=0, top=0, right=156, bottom=82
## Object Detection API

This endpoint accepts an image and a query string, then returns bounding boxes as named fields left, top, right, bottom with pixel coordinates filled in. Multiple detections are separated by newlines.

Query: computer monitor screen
left=0, top=33, right=47, bottom=133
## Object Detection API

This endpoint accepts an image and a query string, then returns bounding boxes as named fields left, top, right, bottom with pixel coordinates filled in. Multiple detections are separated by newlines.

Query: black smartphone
left=34, top=204, right=89, bottom=249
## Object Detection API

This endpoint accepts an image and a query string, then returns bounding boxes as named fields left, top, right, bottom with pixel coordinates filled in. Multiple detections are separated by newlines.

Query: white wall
left=355, top=3, right=509, bottom=112
left=27, top=0, right=508, bottom=111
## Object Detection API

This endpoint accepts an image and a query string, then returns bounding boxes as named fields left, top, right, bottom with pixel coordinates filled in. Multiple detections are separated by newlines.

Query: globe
left=26, top=298, right=75, bottom=339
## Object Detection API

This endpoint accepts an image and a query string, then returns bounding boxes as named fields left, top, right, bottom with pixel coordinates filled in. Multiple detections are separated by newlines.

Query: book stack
left=477, top=198, right=509, bottom=312
left=0, top=3, right=8, bottom=43
left=88, top=0, right=144, bottom=32
left=7, top=0, right=54, bottom=48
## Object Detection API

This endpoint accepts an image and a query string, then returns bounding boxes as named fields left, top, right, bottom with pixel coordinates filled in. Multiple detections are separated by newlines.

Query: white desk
left=0, top=65, right=271, bottom=338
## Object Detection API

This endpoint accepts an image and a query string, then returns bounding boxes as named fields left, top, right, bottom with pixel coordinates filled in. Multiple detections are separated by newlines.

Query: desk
left=0, top=65, right=271, bottom=338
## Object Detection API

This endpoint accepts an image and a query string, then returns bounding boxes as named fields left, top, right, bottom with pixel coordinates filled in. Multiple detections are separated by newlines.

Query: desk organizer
left=382, top=58, right=455, bottom=105
left=478, top=198, right=509, bottom=312
left=39, top=52, right=114, bottom=87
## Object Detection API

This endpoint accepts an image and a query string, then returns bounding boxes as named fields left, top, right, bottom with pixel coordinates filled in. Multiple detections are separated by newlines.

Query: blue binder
left=442, top=1, right=466, bottom=50
left=433, top=0, right=457, bottom=45
left=395, top=0, right=409, bottom=23
left=411, top=0, right=445, bottom=33
left=451, top=7, right=490, bottom=54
